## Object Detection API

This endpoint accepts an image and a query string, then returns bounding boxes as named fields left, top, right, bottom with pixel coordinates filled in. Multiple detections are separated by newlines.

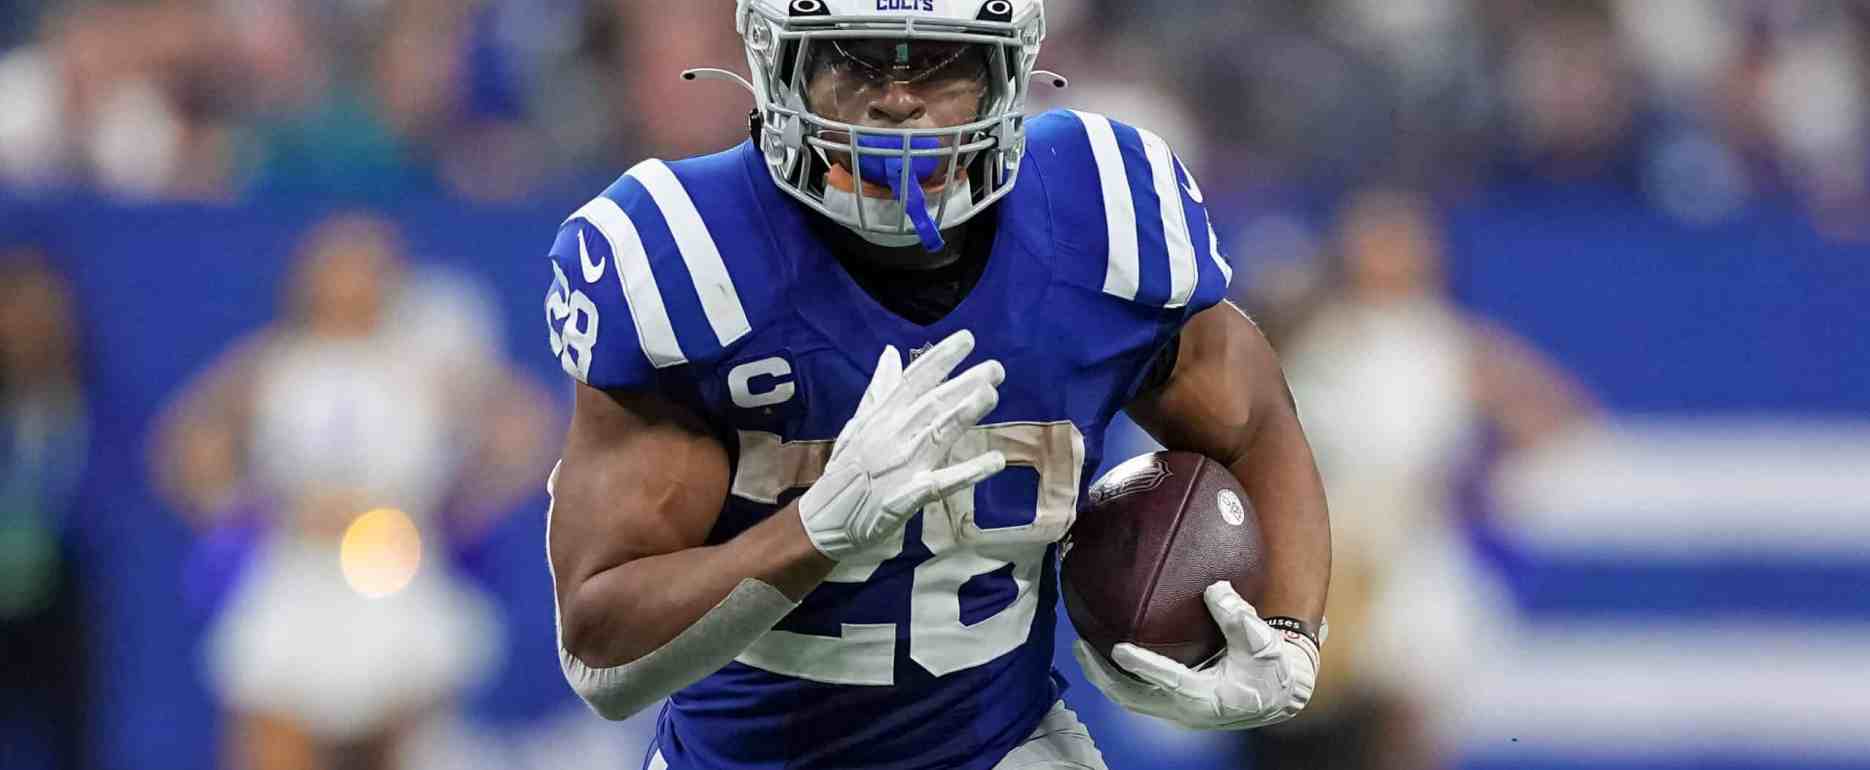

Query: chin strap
left=856, top=135, right=948, bottom=253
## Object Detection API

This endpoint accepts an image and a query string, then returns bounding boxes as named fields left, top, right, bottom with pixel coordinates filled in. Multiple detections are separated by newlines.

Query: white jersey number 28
left=546, top=261, right=600, bottom=383
left=730, top=421, right=1085, bottom=686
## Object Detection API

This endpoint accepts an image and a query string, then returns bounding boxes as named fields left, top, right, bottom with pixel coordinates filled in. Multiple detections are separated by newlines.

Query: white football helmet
left=714, top=0, right=1052, bottom=250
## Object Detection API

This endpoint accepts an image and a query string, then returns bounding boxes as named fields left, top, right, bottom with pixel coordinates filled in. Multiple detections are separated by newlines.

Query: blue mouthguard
left=855, top=135, right=949, bottom=252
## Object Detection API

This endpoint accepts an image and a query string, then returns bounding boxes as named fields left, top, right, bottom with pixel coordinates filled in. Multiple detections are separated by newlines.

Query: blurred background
left=1, top=1, right=1866, bottom=769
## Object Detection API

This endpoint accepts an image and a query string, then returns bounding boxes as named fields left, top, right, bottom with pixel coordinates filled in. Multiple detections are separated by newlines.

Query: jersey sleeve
left=543, top=215, right=655, bottom=390
left=542, top=158, right=759, bottom=392
left=1028, top=109, right=1234, bottom=323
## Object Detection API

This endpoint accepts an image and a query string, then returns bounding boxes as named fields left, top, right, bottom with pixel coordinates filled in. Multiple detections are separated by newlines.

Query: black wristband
left=1262, top=616, right=1321, bottom=649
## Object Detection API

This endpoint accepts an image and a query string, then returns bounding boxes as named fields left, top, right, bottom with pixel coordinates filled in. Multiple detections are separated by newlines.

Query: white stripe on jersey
left=1069, top=111, right=1140, bottom=303
left=1140, top=129, right=1197, bottom=309
left=629, top=160, right=753, bottom=349
left=568, top=197, right=687, bottom=369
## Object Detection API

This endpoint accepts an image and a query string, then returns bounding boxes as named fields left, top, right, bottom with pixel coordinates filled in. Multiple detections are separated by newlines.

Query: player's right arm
left=548, top=336, right=1005, bottom=720
left=543, top=203, right=1009, bottom=721
left=548, top=382, right=831, bottom=671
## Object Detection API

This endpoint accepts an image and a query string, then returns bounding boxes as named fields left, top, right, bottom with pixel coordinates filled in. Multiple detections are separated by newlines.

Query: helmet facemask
left=735, top=1, right=1048, bottom=252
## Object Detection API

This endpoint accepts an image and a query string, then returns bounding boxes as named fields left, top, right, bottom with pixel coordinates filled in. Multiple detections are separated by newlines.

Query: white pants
left=647, top=700, right=1109, bottom=770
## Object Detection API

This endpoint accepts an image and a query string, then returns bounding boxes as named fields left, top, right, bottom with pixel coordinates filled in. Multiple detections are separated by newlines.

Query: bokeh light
left=339, top=508, right=423, bottom=599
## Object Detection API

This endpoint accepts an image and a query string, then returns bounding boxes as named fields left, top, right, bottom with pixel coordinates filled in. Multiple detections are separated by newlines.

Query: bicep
left=548, top=382, right=731, bottom=602
left=1126, top=302, right=1283, bottom=464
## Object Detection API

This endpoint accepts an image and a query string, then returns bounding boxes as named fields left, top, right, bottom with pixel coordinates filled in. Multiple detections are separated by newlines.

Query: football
left=1062, top=450, right=1268, bottom=670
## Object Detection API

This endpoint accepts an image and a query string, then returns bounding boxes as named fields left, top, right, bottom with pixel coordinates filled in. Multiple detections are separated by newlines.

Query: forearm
left=1228, top=401, right=1331, bottom=628
left=563, top=501, right=834, bottom=668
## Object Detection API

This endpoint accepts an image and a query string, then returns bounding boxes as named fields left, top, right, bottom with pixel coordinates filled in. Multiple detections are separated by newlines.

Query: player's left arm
left=1090, top=300, right=1331, bottom=730
left=1126, top=301, right=1330, bottom=629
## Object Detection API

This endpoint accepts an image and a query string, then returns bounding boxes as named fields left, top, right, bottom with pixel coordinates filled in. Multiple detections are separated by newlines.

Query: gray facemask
left=820, top=176, right=976, bottom=249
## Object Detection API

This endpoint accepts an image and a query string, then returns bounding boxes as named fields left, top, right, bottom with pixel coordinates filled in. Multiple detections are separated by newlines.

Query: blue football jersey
left=543, top=109, right=1232, bottom=770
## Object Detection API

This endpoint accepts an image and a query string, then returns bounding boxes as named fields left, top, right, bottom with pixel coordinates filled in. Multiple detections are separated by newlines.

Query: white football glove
left=1074, top=581, right=1320, bottom=731
left=799, top=330, right=1007, bottom=561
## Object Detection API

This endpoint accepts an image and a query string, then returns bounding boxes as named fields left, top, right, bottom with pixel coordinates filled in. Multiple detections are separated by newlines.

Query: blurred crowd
left=0, top=0, right=1865, bottom=234
left=1074, top=0, right=1870, bottom=229
left=0, top=0, right=746, bottom=203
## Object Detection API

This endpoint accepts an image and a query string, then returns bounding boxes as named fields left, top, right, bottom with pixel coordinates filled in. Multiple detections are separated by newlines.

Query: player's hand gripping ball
left=1063, top=451, right=1318, bottom=730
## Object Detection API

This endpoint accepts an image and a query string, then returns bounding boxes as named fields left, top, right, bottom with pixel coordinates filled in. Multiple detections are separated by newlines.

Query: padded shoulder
left=1023, top=109, right=1233, bottom=318
left=543, top=144, right=781, bottom=391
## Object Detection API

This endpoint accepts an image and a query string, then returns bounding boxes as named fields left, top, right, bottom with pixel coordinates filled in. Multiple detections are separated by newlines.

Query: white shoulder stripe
left=1070, top=110, right=1140, bottom=302
left=629, top=160, right=753, bottom=349
left=569, top=197, right=686, bottom=369
left=1140, top=129, right=1197, bottom=309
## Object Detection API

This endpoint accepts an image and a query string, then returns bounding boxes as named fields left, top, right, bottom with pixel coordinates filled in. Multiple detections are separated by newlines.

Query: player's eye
left=820, top=40, right=988, bottom=88
left=815, top=41, right=894, bottom=85
left=914, top=48, right=988, bottom=89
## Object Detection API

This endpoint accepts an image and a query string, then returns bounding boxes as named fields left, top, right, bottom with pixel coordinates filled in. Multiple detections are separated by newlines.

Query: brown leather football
left=1063, top=450, right=1267, bottom=670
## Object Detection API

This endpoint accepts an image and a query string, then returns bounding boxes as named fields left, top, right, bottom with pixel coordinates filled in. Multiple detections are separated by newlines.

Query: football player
left=543, top=2, right=1331, bottom=768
